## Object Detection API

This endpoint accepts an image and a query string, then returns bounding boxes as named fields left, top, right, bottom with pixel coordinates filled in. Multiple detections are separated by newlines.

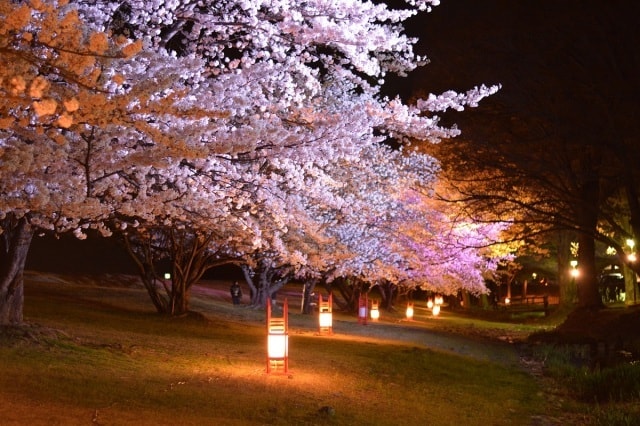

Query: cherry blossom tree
left=1, top=0, right=502, bottom=323
left=0, top=1, right=224, bottom=323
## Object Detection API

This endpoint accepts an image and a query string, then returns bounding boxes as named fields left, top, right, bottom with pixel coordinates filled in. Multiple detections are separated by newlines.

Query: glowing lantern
left=505, top=297, right=511, bottom=305
left=358, top=294, right=368, bottom=325
left=267, top=298, right=289, bottom=374
left=406, top=302, right=414, bottom=321
left=434, top=295, right=444, bottom=306
left=427, top=298, right=434, bottom=309
left=318, top=293, right=333, bottom=335
left=164, top=272, right=171, bottom=280
left=370, top=300, right=380, bottom=321
left=432, top=304, right=441, bottom=316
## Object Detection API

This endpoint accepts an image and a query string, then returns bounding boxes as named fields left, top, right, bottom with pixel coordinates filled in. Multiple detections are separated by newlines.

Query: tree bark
left=301, top=279, right=318, bottom=314
left=556, top=230, right=577, bottom=306
left=122, top=233, right=170, bottom=314
left=576, top=189, right=604, bottom=308
left=577, top=231, right=602, bottom=308
left=242, top=262, right=288, bottom=309
left=622, top=263, right=638, bottom=306
left=0, top=215, right=34, bottom=325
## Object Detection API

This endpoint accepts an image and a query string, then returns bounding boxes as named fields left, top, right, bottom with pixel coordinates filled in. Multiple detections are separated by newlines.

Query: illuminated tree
left=0, top=1, right=223, bottom=323
left=1, top=0, right=501, bottom=323
left=407, top=1, right=640, bottom=309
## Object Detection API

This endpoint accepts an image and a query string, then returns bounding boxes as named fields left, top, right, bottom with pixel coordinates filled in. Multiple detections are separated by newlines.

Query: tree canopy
left=1, top=0, right=502, bottom=323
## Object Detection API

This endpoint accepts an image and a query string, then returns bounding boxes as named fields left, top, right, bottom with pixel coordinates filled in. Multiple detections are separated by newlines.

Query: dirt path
left=191, top=281, right=525, bottom=369
left=328, top=318, right=523, bottom=367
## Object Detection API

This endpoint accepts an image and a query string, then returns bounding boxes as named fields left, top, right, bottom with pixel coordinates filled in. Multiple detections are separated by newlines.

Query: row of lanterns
left=266, top=292, right=444, bottom=374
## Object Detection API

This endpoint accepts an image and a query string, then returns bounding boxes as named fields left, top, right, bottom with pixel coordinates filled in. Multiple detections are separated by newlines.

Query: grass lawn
left=0, top=272, right=565, bottom=425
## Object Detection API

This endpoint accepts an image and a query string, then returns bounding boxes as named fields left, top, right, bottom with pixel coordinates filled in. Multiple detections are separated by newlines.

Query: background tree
left=400, top=0, right=640, bottom=309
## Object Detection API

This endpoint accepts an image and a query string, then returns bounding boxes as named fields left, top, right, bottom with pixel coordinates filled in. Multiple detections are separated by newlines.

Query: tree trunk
left=556, top=230, right=577, bottom=306
left=242, top=263, right=286, bottom=309
left=577, top=231, right=602, bottom=308
left=622, top=263, right=638, bottom=306
left=576, top=203, right=603, bottom=308
left=170, top=273, right=189, bottom=316
left=0, top=215, right=34, bottom=325
left=122, top=233, right=170, bottom=314
left=301, top=279, right=318, bottom=314
left=378, top=281, right=397, bottom=310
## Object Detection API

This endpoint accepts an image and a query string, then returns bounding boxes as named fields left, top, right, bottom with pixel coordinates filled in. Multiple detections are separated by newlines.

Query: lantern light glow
left=318, top=293, right=333, bottom=335
left=405, top=302, right=414, bottom=320
left=370, top=300, right=380, bottom=321
left=267, top=298, right=289, bottom=374
left=432, top=304, right=441, bottom=316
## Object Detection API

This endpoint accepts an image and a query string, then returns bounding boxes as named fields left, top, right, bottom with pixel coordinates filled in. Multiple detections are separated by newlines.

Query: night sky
left=392, top=0, right=640, bottom=122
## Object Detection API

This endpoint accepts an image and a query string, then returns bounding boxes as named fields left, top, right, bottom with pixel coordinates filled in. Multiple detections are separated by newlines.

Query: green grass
left=0, top=275, right=563, bottom=425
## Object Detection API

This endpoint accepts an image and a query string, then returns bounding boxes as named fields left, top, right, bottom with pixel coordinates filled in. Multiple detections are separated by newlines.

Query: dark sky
left=391, top=0, right=639, bottom=94
left=385, top=0, right=640, bottom=144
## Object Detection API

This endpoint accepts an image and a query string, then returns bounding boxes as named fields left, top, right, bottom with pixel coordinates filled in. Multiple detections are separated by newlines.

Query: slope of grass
left=0, top=273, right=560, bottom=425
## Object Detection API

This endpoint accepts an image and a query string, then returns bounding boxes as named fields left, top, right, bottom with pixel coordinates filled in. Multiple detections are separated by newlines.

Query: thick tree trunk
left=556, top=230, right=577, bottom=306
left=577, top=231, right=602, bottom=308
left=622, top=263, right=638, bottom=306
left=123, top=234, right=170, bottom=314
left=378, top=281, right=397, bottom=310
left=0, top=216, right=34, bottom=325
left=242, top=263, right=288, bottom=309
left=301, top=279, right=318, bottom=314
left=576, top=187, right=604, bottom=308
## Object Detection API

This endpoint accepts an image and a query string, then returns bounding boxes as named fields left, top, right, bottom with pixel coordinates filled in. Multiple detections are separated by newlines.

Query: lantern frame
left=370, top=300, right=380, bottom=321
left=358, top=294, right=368, bottom=325
left=267, top=298, right=289, bottom=374
left=318, top=293, right=333, bottom=335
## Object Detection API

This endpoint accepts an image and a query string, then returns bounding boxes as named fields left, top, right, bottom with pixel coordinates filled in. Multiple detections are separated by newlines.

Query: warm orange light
left=370, top=300, right=380, bottom=321
left=405, top=302, right=414, bottom=320
left=319, top=312, right=332, bottom=328
left=267, top=298, right=289, bottom=373
left=570, top=268, right=579, bottom=278
left=268, top=334, right=288, bottom=359
left=434, top=295, right=444, bottom=306
left=427, top=298, right=434, bottom=309
left=505, top=297, right=511, bottom=305
left=432, top=304, right=440, bottom=316
left=318, top=293, right=333, bottom=334
left=628, top=253, right=637, bottom=262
